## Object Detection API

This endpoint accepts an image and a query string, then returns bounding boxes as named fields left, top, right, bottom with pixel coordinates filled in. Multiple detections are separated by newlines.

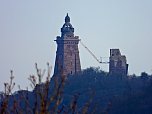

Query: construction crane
left=80, top=40, right=109, bottom=64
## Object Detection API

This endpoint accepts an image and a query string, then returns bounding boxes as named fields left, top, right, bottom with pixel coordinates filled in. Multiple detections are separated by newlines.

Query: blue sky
left=0, top=0, right=152, bottom=91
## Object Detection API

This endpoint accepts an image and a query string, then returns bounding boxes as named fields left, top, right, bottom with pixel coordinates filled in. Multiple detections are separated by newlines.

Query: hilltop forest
left=0, top=66, right=152, bottom=114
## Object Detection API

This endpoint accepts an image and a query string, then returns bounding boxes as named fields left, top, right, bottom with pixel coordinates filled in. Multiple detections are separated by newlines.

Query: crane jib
left=80, top=40, right=109, bottom=64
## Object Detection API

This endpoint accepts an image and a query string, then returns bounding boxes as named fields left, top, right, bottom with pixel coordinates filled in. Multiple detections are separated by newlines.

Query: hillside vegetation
left=0, top=67, right=152, bottom=114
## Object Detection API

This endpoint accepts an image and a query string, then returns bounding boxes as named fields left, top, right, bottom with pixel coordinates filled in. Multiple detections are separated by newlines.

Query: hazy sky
left=0, top=0, right=152, bottom=91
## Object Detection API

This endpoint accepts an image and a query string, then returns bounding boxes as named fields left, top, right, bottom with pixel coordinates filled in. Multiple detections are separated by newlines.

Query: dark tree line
left=0, top=66, right=152, bottom=114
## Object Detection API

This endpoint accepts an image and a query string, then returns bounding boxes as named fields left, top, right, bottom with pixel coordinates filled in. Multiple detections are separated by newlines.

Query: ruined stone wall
left=109, top=49, right=128, bottom=75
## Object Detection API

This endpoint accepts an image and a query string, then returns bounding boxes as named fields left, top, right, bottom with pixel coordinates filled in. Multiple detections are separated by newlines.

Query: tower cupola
left=61, top=13, right=74, bottom=36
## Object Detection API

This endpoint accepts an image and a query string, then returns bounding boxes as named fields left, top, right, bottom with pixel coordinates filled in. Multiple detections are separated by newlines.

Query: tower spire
left=65, top=13, right=70, bottom=23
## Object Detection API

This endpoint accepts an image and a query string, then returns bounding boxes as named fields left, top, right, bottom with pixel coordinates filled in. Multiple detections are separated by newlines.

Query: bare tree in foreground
left=0, top=63, right=99, bottom=114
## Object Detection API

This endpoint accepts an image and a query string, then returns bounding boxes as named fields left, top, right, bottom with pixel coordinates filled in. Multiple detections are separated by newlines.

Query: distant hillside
left=63, top=67, right=152, bottom=114
left=1, top=67, right=152, bottom=114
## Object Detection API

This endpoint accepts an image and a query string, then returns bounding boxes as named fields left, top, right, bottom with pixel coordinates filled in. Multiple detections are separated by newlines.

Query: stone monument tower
left=54, top=14, right=81, bottom=76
